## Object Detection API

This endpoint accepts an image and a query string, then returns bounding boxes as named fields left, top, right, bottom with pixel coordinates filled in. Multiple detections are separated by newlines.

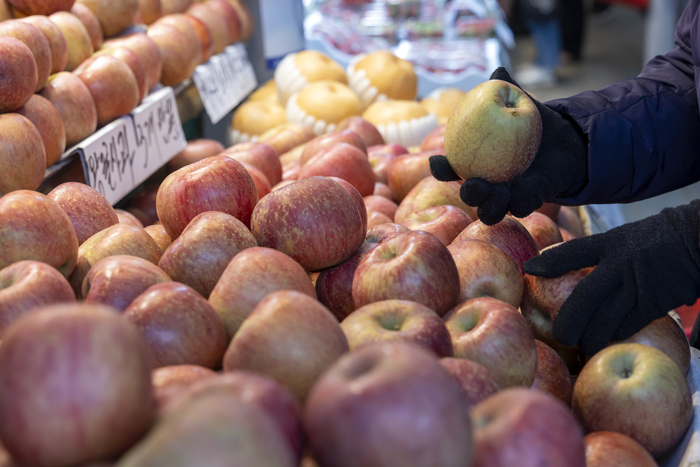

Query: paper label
left=131, top=87, right=186, bottom=176
left=192, top=44, right=258, bottom=124
left=79, top=117, right=141, bottom=205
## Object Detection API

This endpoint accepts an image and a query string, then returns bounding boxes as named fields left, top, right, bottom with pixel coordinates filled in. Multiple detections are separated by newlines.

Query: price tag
left=78, top=117, right=142, bottom=205
left=192, top=43, right=258, bottom=124
left=131, top=86, right=186, bottom=176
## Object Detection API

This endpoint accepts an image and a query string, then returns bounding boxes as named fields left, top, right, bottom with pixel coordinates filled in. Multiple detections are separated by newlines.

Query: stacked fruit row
left=0, top=0, right=251, bottom=197
left=0, top=105, right=693, bottom=466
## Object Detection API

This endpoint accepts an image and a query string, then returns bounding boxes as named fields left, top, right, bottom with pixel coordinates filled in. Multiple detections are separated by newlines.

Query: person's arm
left=550, top=0, right=700, bottom=205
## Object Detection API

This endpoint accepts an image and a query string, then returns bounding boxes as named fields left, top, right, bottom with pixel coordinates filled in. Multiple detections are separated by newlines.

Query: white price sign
left=79, top=117, right=142, bottom=205
left=131, top=86, right=186, bottom=176
left=192, top=43, right=258, bottom=124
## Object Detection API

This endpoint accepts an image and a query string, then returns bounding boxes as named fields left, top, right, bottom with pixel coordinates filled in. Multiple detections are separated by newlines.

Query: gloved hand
left=523, top=200, right=700, bottom=356
left=430, top=67, right=589, bottom=226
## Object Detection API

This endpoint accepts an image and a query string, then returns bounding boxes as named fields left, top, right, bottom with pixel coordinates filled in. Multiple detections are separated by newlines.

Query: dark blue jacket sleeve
left=546, top=0, right=700, bottom=205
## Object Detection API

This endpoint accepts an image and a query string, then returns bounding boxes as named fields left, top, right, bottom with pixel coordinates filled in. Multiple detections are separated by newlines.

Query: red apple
left=304, top=341, right=473, bottom=467
left=532, top=340, right=573, bottom=406
left=70, top=2, right=101, bottom=50
left=438, top=357, right=500, bottom=409
left=368, top=143, right=408, bottom=157
left=572, top=343, right=693, bottom=456
left=103, top=32, right=161, bottom=91
left=95, top=46, right=147, bottom=102
left=167, top=138, right=224, bottom=172
left=116, top=391, right=296, bottom=466
left=387, top=150, right=442, bottom=202
left=420, top=124, right=445, bottom=151
left=250, top=177, right=365, bottom=271
left=335, top=116, right=384, bottom=147
left=471, top=388, right=585, bottom=467
left=48, top=11, right=93, bottom=72
left=364, top=222, right=409, bottom=244
left=518, top=212, right=563, bottom=250
left=16, top=94, right=66, bottom=167
left=363, top=195, right=397, bottom=221
left=222, top=142, right=282, bottom=186
left=48, top=182, right=118, bottom=245
left=69, top=223, right=162, bottom=296
left=158, top=211, right=257, bottom=298
left=151, top=364, right=216, bottom=409
left=0, top=20, right=52, bottom=92
left=0, top=261, right=75, bottom=335
left=160, top=371, right=304, bottom=459
left=115, top=208, right=144, bottom=228
left=520, top=262, right=594, bottom=349
left=75, top=54, right=140, bottom=127
left=160, top=0, right=192, bottom=14
left=223, top=290, right=349, bottom=402
left=447, top=239, right=523, bottom=308
left=125, top=281, right=228, bottom=368
left=352, top=230, right=460, bottom=316
left=136, top=0, right=162, bottom=24
left=443, top=297, right=537, bottom=387
left=402, top=205, right=472, bottom=246
left=300, top=130, right=367, bottom=166
left=40, top=71, right=97, bottom=146
left=0, top=37, right=37, bottom=113
left=394, top=176, right=471, bottom=224
left=368, top=151, right=398, bottom=184
left=183, top=13, right=214, bottom=63
left=157, top=155, right=258, bottom=239
left=0, top=114, right=46, bottom=195
left=373, top=181, right=393, bottom=199
left=341, top=299, right=453, bottom=357
left=74, top=0, right=137, bottom=37
left=315, top=243, right=376, bottom=321
left=209, top=246, right=317, bottom=340
left=241, top=162, right=271, bottom=199
left=207, top=0, right=240, bottom=44
left=297, top=143, right=375, bottom=197
left=453, top=216, right=539, bottom=273
left=444, top=79, right=542, bottom=183
left=82, top=255, right=170, bottom=311
left=186, top=3, right=228, bottom=54
left=328, top=176, right=368, bottom=234
left=367, top=211, right=391, bottom=227
left=6, top=0, right=75, bottom=16
left=617, top=314, right=691, bottom=374
left=18, top=15, right=68, bottom=74
left=0, top=190, right=78, bottom=278
left=0, top=303, right=155, bottom=467
left=144, top=224, right=172, bottom=253
left=227, top=0, right=253, bottom=40
left=146, top=22, right=198, bottom=86
left=583, top=431, right=658, bottom=467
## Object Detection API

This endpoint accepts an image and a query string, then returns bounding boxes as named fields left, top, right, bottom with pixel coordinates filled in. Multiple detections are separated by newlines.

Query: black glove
left=523, top=200, right=700, bottom=355
left=430, top=67, right=589, bottom=226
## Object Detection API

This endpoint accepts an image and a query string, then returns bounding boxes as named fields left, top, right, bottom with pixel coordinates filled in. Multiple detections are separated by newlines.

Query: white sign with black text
left=131, top=86, right=186, bottom=178
left=192, top=43, right=258, bottom=124
left=76, top=87, right=187, bottom=205
left=79, top=116, right=142, bottom=205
